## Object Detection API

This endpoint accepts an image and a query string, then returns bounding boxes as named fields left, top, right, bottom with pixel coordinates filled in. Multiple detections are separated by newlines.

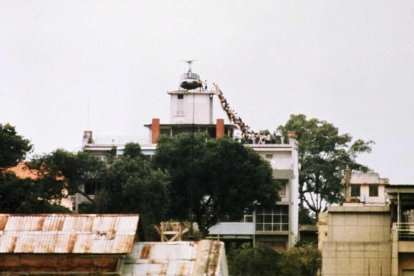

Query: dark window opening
left=275, top=179, right=288, bottom=196
left=351, top=185, right=360, bottom=197
left=369, top=185, right=379, bottom=197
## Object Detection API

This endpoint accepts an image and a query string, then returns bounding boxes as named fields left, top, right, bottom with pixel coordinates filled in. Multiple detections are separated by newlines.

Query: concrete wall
left=170, top=92, right=214, bottom=124
left=347, top=183, right=387, bottom=205
left=322, top=241, right=391, bottom=275
left=320, top=206, right=392, bottom=276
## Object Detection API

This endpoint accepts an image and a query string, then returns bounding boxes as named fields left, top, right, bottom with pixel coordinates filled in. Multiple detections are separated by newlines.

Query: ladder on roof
left=213, top=83, right=278, bottom=144
left=213, top=83, right=253, bottom=141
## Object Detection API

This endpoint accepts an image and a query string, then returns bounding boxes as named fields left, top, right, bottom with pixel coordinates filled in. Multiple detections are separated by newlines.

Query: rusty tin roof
left=123, top=240, right=228, bottom=276
left=0, top=214, right=139, bottom=254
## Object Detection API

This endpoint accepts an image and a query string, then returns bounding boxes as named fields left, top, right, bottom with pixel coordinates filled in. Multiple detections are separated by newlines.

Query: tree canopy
left=278, top=243, right=321, bottom=276
left=0, top=123, right=68, bottom=213
left=93, top=148, right=170, bottom=239
left=31, top=149, right=105, bottom=204
left=31, top=144, right=170, bottom=240
left=278, top=114, right=372, bottom=218
left=0, top=124, right=32, bottom=168
left=229, top=243, right=280, bottom=276
left=153, top=133, right=278, bottom=236
left=228, top=243, right=321, bottom=276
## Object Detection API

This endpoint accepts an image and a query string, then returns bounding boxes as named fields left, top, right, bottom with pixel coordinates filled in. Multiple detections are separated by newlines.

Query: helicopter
left=180, top=60, right=203, bottom=90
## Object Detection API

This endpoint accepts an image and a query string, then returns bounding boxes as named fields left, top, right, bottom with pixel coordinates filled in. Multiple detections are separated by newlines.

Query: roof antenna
left=87, top=99, right=90, bottom=130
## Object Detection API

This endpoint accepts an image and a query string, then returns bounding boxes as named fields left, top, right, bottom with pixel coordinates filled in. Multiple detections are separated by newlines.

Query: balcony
left=395, top=222, right=414, bottom=241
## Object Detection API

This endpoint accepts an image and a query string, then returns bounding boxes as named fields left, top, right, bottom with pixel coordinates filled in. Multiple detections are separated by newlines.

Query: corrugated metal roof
left=123, top=240, right=228, bottom=276
left=0, top=214, right=139, bottom=254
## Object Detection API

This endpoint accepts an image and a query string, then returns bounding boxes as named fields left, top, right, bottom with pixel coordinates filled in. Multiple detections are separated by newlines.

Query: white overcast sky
left=1, top=1, right=414, bottom=183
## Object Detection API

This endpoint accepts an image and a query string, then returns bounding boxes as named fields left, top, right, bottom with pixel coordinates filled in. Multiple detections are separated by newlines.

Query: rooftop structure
left=0, top=214, right=139, bottom=254
left=4, top=162, right=38, bottom=180
left=0, top=214, right=229, bottom=275
left=123, top=240, right=228, bottom=276
left=82, top=67, right=300, bottom=250
left=319, top=183, right=414, bottom=275
left=343, top=171, right=389, bottom=205
left=0, top=214, right=139, bottom=274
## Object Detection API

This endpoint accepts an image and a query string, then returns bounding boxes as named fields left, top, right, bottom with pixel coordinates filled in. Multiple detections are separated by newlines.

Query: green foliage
left=106, top=146, right=117, bottom=163
left=153, top=133, right=278, bottom=236
left=0, top=171, right=70, bottom=213
left=31, top=149, right=105, bottom=203
left=0, top=124, right=70, bottom=213
left=0, top=123, right=32, bottom=168
left=278, top=114, right=373, bottom=217
left=228, top=243, right=321, bottom=276
left=299, top=206, right=316, bottom=225
left=228, top=243, right=280, bottom=276
left=94, top=154, right=170, bottom=240
left=279, top=244, right=321, bottom=276
left=31, top=146, right=170, bottom=240
left=123, top=143, right=143, bottom=159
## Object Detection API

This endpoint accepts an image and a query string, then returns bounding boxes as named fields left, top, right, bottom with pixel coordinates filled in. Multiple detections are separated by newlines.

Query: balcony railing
left=395, top=222, right=414, bottom=241
left=92, top=136, right=150, bottom=146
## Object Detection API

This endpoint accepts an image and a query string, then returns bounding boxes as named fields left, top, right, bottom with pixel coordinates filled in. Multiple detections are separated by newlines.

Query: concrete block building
left=319, top=205, right=392, bottom=276
left=319, top=179, right=414, bottom=275
left=82, top=68, right=300, bottom=249
left=343, top=171, right=389, bottom=205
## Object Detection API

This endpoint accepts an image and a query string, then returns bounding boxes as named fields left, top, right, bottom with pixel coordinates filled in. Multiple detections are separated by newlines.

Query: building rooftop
left=346, top=171, right=389, bottom=185
left=123, top=240, right=227, bottom=276
left=0, top=214, right=139, bottom=254
left=4, top=162, right=39, bottom=180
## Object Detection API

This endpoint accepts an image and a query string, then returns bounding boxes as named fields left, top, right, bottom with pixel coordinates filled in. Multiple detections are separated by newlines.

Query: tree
left=279, top=244, right=321, bottom=276
left=93, top=146, right=170, bottom=240
left=123, top=142, right=144, bottom=159
left=30, top=149, right=105, bottom=204
left=153, top=133, right=278, bottom=236
left=228, top=243, right=280, bottom=276
left=0, top=124, right=69, bottom=213
left=0, top=123, right=32, bottom=168
left=278, top=114, right=372, bottom=219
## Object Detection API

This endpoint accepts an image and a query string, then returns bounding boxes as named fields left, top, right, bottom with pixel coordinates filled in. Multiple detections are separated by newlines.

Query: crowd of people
left=213, top=84, right=277, bottom=144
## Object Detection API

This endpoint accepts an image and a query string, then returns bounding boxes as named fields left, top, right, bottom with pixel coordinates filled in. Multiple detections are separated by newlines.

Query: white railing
left=92, top=135, right=150, bottom=146
left=395, top=222, right=414, bottom=240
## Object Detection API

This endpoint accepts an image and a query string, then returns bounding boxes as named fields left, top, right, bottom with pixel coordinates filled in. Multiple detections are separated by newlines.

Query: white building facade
left=82, top=70, right=299, bottom=249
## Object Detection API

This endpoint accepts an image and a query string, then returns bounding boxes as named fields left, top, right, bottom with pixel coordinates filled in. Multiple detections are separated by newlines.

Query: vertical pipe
left=209, top=94, right=213, bottom=124
left=253, top=210, right=256, bottom=247
left=397, top=193, right=400, bottom=224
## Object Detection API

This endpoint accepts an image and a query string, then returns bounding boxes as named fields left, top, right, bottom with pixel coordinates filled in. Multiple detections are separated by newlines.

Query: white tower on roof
left=169, top=61, right=214, bottom=124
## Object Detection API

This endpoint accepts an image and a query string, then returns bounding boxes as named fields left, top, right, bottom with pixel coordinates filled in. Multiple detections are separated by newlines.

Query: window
left=275, top=179, right=288, bottom=196
left=265, top=154, right=273, bottom=160
left=255, top=206, right=289, bottom=232
left=351, top=185, right=360, bottom=197
left=369, top=185, right=379, bottom=197
left=177, top=94, right=184, bottom=115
